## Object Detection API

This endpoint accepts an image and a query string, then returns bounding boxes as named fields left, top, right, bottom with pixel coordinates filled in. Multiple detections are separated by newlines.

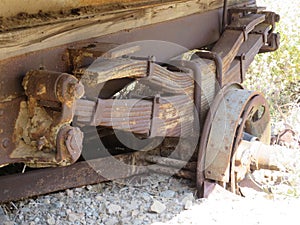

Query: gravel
left=1, top=171, right=299, bottom=225
left=0, top=174, right=198, bottom=225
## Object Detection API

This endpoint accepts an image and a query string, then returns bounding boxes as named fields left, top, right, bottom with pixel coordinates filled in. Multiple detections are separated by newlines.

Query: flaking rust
left=0, top=70, right=85, bottom=167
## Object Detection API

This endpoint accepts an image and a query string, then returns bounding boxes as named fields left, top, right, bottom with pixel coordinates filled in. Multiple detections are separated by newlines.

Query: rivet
left=1, top=138, right=10, bottom=149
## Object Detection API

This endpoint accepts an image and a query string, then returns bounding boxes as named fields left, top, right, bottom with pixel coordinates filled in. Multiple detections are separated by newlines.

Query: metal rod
left=222, top=0, right=228, bottom=33
left=148, top=164, right=196, bottom=180
left=145, top=155, right=197, bottom=171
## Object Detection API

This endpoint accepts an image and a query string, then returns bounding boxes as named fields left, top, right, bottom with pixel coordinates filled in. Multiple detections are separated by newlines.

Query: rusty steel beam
left=0, top=153, right=147, bottom=203
left=0, top=150, right=199, bottom=202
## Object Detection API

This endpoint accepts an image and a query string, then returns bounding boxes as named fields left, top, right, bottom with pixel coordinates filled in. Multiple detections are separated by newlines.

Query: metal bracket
left=235, top=53, right=246, bottom=82
left=149, top=95, right=161, bottom=138
left=261, top=11, right=280, bottom=34
left=91, top=98, right=105, bottom=126
left=124, top=55, right=156, bottom=77
left=228, top=7, right=266, bottom=18
left=147, top=56, right=156, bottom=77
left=259, top=32, right=280, bottom=53
left=195, top=50, right=223, bottom=87
left=227, top=25, right=249, bottom=41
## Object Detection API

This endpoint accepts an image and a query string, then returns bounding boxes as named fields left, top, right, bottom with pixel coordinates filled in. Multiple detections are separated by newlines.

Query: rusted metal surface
left=239, top=140, right=292, bottom=171
left=145, top=155, right=197, bottom=171
left=229, top=93, right=271, bottom=192
left=196, top=83, right=271, bottom=195
left=204, top=88, right=270, bottom=183
left=148, top=164, right=196, bottom=181
left=196, top=83, right=242, bottom=196
left=0, top=152, right=147, bottom=203
left=222, top=0, right=229, bottom=33
left=75, top=95, right=194, bottom=137
left=194, top=51, right=223, bottom=87
left=0, top=8, right=222, bottom=103
left=56, top=126, right=84, bottom=163
left=77, top=57, right=194, bottom=98
left=259, top=32, right=280, bottom=53
left=0, top=97, right=24, bottom=166
left=73, top=53, right=196, bottom=137
left=0, top=71, right=84, bottom=167
left=212, top=12, right=266, bottom=74
left=199, top=6, right=280, bottom=87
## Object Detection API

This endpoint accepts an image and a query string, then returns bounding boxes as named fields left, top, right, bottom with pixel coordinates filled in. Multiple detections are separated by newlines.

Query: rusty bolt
left=56, top=126, right=83, bottom=164
left=65, top=127, right=83, bottom=162
left=67, top=82, right=84, bottom=100
left=73, top=82, right=85, bottom=99
left=1, top=138, right=10, bottom=149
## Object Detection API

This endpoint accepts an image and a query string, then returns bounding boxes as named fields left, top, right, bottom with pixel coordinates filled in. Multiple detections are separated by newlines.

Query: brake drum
left=197, top=83, right=271, bottom=195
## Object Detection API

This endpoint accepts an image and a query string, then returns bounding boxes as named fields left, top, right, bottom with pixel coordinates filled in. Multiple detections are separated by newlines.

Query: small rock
left=86, top=185, right=93, bottom=191
left=184, top=200, right=193, bottom=210
left=95, top=195, right=104, bottom=201
left=141, top=192, right=151, bottom=201
left=75, top=187, right=83, bottom=193
left=105, top=217, right=119, bottom=225
left=67, top=211, right=82, bottom=222
left=0, top=206, right=6, bottom=216
left=21, top=207, right=31, bottom=213
left=34, top=217, right=40, bottom=223
left=132, top=219, right=144, bottom=225
left=120, top=210, right=128, bottom=217
left=106, top=204, right=121, bottom=215
left=47, top=215, right=56, bottom=225
left=131, top=210, right=139, bottom=217
left=0, top=215, right=13, bottom=225
left=86, top=210, right=92, bottom=217
left=150, top=200, right=166, bottom=214
left=66, top=189, right=74, bottom=198
left=43, top=199, right=51, bottom=204
left=127, top=200, right=139, bottom=210
left=160, top=190, right=176, bottom=198
left=2, top=222, right=15, bottom=225
left=181, top=193, right=194, bottom=205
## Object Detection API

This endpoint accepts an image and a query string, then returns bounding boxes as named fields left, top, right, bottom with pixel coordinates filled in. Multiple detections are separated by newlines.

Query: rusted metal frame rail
left=0, top=150, right=197, bottom=203
left=0, top=153, right=143, bottom=203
